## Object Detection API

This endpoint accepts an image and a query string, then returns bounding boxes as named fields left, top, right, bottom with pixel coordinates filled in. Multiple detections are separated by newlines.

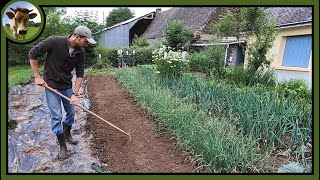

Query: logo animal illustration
left=6, top=7, right=37, bottom=40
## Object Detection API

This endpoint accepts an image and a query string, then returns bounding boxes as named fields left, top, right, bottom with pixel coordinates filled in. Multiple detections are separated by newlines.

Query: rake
left=44, top=84, right=131, bottom=142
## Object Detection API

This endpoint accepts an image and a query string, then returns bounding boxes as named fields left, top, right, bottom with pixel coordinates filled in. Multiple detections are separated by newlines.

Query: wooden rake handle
left=43, top=84, right=131, bottom=141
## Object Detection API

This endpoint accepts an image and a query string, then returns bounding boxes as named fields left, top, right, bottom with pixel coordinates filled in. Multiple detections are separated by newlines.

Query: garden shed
left=99, top=11, right=156, bottom=48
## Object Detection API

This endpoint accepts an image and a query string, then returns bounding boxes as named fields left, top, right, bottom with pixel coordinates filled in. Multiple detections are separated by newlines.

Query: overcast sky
left=2, top=1, right=41, bottom=26
left=65, top=7, right=171, bottom=25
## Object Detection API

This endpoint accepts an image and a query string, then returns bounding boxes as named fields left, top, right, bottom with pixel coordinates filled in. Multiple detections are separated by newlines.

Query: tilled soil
left=85, top=76, right=196, bottom=173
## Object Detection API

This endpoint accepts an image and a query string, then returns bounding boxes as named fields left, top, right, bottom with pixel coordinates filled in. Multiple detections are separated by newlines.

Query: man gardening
left=29, top=26, right=96, bottom=160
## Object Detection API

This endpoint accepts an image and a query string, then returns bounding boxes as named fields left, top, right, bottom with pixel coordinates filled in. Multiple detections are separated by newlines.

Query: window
left=282, top=35, right=312, bottom=68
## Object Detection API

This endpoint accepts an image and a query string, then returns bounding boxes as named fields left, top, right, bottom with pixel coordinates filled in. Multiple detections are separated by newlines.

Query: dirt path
left=85, top=76, right=196, bottom=173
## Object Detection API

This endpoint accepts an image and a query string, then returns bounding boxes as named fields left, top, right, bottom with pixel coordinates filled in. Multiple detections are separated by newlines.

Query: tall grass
left=117, top=66, right=266, bottom=172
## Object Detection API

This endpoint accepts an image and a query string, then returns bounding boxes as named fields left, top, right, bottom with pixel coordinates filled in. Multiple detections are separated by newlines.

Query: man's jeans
left=45, top=88, right=75, bottom=134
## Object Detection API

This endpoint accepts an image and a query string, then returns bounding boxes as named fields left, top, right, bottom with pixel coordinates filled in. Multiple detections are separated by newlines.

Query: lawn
left=4, top=26, right=40, bottom=40
left=8, top=65, right=43, bottom=89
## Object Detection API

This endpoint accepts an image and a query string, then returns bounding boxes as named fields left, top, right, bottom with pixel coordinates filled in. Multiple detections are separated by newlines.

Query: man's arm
left=29, top=36, right=55, bottom=85
left=73, top=77, right=83, bottom=95
left=30, top=59, right=47, bottom=86
left=69, top=77, right=82, bottom=106
left=70, top=49, right=85, bottom=105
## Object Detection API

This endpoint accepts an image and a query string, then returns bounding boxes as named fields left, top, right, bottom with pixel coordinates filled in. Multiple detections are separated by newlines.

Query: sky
left=65, top=7, right=171, bottom=25
left=2, top=1, right=41, bottom=26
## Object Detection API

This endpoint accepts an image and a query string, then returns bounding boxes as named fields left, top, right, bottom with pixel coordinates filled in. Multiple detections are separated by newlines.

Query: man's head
left=6, top=7, right=37, bottom=36
left=71, top=26, right=96, bottom=48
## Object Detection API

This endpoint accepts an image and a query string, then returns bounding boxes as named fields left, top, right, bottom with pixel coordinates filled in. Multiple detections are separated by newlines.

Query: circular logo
left=2, top=1, right=44, bottom=43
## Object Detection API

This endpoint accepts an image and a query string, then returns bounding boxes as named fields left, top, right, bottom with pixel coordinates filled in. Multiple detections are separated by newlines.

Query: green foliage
left=8, top=42, right=33, bottom=66
left=213, top=10, right=239, bottom=38
left=223, top=66, right=276, bottom=87
left=66, top=10, right=105, bottom=67
left=240, top=7, right=266, bottom=35
left=241, top=7, right=277, bottom=71
left=94, top=46, right=154, bottom=68
left=164, top=20, right=194, bottom=50
left=116, top=67, right=262, bottom=172
left=207, top=46, right=226, bottom=78
left=188, top=45, right=225, bottom=77
left=8, top=65, right=43, bottom=88
left=41, top=7, right=68, bottom=39
left=116, top=66, right=311, bottom=172
left=92, top=59, right=113, bottom=69
left=214, top=7, right=277, bottom=71
left=188, top=51, right=210, bottom=73
left=153, top=45, right=189, bottom=77
left=106, top=7, right=134, bottom=28
left=4, top=27, right=39, bottom=40
left=131, top=47, right=154, bottom=65
left=65, top=9, right=104, bottom=38
left=276, top=79, right=311, bottom=101
left=95, top=46, right=118, bottom=67
left=93, top=45, right=113, bottom=69
left=29, top=21, right=41, bottom=27
left=131, top=34, right=149, bottom=47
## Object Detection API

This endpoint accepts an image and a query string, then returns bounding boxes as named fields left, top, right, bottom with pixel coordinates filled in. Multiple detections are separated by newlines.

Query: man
left=29, top=26, right=96, bottom=160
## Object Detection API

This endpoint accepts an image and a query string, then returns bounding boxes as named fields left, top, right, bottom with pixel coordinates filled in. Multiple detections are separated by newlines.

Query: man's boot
left=63, top=122, right=78, bottom=145
left=56, top=133, right=68, bottom=160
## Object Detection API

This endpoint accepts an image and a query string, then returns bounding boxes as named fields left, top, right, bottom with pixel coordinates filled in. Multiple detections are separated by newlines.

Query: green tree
left=41, top=7, right=68, bottom=39
left=241, top=7, right=277, bottom=71
left=66, top=10, right=105, bottom=67
left=105, top=7, right=134, bottom=28
left=213, top=10, right=239, bottom=39
left=164, top=20, right=194, bottom=50
left=213, top=7, right=277, bottom=71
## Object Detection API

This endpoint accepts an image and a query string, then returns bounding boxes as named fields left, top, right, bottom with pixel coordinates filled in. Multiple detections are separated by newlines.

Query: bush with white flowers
left=152, top=45, right=189, bottom=77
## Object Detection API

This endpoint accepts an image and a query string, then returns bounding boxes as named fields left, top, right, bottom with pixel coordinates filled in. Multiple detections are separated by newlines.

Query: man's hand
left=70, top=94, right=78, bottom=105
left=35, top=76, right=47, bottom=86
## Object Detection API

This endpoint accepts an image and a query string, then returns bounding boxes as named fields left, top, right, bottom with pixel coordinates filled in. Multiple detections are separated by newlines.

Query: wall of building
left=243, top=25, right=312, bottom=87
left=101, top=25, right=130, bottom=48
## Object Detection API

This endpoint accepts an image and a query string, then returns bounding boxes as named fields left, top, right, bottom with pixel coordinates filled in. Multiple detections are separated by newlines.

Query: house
left=264, top=7, right=312, bottom=87
left=99, top=11, right=157, bottom=48
left=142, top=7, right=240, bottom=46
left=142, top=7, right=312, bottom=87
left=142, top=7, right=246, bottom=67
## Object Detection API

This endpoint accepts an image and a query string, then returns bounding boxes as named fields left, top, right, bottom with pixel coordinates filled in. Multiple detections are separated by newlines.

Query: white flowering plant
left=152, top=45, right=189, bottom=77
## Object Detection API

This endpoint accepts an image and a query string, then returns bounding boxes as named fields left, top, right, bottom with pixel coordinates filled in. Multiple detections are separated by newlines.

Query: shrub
left=105, top=48, right=118, bottom=67
left=188, top=51, right=210, bottom=73
left=95, top=45, right=118, bottom=67
left=164, top=20, right=194, bottom=50
left=131, top=34, right=149, bottom=47
left=153, top=45, right=189, bottom=77
left=132, top=47, right=155, bottom=65
left=276, top=79, right=311, bottom=101
left=189, top=45, right=225, bottom=76
left=207, top=45, right=226, bottom=78
left=223, top=66, right=276, bottom=87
